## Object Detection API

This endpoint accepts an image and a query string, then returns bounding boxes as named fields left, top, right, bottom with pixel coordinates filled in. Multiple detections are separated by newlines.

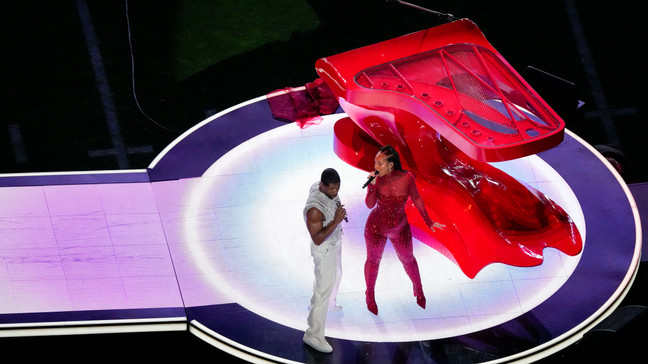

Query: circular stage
left=148, top=96, right=641, bottom=363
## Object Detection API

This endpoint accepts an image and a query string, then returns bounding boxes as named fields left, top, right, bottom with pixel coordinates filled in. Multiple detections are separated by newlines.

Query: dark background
left=1, top=0, right=646, bottom=362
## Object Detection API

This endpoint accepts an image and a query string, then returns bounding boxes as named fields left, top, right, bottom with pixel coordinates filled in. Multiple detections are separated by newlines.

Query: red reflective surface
left=316, top=19, right=565, bottom=162
left=317, top=19, right=582, bottom=278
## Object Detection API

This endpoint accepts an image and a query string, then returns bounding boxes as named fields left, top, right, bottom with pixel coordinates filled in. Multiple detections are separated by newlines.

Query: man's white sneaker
left=303, top=334, right=333, bottom=353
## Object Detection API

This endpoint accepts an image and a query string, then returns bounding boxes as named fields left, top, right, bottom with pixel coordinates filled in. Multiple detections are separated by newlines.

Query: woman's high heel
left=416, top=294, right=426, bottom=309
left=366, top=290, right=378, bottom=315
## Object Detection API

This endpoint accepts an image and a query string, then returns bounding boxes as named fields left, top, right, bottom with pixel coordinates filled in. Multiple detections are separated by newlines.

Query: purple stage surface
left=0, top=96, right=641, bottom=363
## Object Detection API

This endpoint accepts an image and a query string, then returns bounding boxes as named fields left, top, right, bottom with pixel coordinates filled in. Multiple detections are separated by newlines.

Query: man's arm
left=305, top=206, right=345, bottom=246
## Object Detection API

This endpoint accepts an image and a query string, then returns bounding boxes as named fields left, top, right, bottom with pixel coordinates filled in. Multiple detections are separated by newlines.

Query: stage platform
left=0, top=96, right=642, bottom=363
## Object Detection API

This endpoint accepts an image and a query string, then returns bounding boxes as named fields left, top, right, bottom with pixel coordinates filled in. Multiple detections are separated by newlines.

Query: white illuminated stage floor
left=185, top=113, right=585, bottom=341
left=0, top=97, right=641, bottom=363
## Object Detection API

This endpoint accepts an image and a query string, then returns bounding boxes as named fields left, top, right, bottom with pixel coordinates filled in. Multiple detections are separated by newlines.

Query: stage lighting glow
left=182, top=114, right=585, bottom=342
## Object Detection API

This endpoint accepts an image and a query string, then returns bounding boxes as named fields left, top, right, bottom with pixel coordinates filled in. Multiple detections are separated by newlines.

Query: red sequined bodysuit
left=364, top=170, right=433, bottom=313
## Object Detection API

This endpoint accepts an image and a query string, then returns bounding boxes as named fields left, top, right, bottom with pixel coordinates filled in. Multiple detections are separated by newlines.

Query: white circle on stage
left=184, top=113, right=585, bottom=343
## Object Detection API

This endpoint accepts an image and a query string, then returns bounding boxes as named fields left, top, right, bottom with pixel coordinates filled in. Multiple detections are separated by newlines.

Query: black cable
left=125, top=0, right=183, bottom=133
left=387, top=0, right=457, bottom=21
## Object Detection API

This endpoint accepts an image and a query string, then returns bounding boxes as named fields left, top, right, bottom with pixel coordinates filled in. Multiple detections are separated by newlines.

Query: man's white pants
left=305, top=242, right=342, bottom=341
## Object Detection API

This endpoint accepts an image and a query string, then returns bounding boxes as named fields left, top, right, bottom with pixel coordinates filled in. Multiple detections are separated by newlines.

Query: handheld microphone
left=362, top=171, right=379, bottom=189
left=336, top=200, right=348, bottom=222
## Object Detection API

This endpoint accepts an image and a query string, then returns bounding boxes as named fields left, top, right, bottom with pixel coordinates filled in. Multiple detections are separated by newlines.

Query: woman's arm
left=407, top=172, right=444, bottom=231
left=365, top=178, right=378, bottom=208
left=407, top=173, right=433, bottom=224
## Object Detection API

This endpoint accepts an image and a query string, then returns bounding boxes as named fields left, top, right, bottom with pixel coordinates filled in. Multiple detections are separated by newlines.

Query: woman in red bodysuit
left=364, top=145, right=445, bottom=315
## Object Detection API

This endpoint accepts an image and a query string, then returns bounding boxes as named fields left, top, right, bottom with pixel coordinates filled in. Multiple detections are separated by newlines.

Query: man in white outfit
left=303, top=168, right=346, bottom=353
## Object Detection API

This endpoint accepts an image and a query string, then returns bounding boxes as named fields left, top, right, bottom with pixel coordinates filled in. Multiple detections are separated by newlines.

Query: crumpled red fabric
left=267, top=78, right=339, bottom=128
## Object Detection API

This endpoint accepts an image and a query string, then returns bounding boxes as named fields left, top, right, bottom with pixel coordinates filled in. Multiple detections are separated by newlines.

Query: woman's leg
left=364, top=229, right=387, bottom=315
left=392, top=224, right=426, bottom=308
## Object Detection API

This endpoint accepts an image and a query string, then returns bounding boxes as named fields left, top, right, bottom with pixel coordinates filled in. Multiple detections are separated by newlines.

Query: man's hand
left=334, top=204, right=347, bottom=224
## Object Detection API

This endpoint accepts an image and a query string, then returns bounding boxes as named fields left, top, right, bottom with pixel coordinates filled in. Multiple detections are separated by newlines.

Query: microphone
left=336, top=200, right=348, bottom=222
left=362, top=171, right=379, bottom=189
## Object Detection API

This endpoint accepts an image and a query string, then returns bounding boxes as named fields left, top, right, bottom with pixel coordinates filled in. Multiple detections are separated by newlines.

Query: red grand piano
left=315, top=19, right=582, bottom=278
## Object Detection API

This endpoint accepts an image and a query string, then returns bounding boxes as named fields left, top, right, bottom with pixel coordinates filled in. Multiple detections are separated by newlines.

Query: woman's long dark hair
left=379, top=145, right=405, bottom=172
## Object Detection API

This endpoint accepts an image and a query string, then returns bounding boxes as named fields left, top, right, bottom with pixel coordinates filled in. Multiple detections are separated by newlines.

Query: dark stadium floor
left=1, top=1, right=646, bottom=363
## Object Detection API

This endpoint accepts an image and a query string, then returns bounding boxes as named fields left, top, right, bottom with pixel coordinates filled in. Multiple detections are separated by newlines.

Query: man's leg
left=304, top=243, right=337, bottom=352
left=328, top=244, right=343, bottom=310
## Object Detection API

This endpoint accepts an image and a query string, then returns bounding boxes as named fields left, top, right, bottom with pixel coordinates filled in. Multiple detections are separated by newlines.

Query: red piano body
left=315, top=19, right=582, bottom=278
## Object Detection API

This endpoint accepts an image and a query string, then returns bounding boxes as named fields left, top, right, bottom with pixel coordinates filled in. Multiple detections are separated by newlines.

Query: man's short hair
left=321, top=168, right=340, bottom=186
